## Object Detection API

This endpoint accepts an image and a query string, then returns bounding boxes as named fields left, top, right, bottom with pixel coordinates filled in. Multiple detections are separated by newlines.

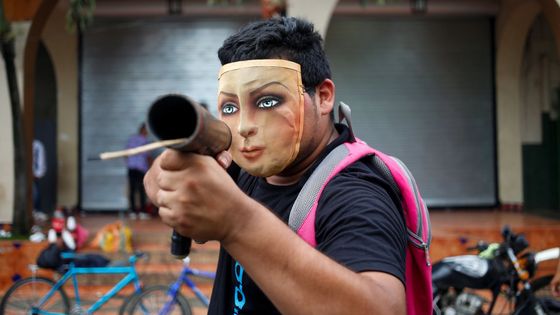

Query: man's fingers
left=160, top=148, right=222, bottom=171
left=159, top=149, right=194, bottom=171
left=156, top=189, right=174, bottom=212
left=158, top=205, right=193, bottom=237
left=158, top=206, right=175, bottom=226
left=553, top=284, right=560, bottom=297
left=216, top=151, right=232, bottom=169
left=143, top=168, right=159, bottom=206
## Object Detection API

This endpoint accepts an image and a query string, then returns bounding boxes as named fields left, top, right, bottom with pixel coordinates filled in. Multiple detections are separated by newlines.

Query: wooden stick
left=99, top=138, right=187, bottom=160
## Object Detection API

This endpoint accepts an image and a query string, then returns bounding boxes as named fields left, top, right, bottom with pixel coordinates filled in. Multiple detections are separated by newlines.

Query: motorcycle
left=432, top=225, right=560, bottom=315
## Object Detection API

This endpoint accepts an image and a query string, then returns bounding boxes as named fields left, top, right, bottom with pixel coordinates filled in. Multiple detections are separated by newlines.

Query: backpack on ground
left=37, top=243, right=63, bottom=270
left=288, top=102, right=432, bottom=315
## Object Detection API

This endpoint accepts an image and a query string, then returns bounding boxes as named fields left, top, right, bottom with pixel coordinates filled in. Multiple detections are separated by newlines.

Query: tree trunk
left=1, top=6, right=30, bottom=235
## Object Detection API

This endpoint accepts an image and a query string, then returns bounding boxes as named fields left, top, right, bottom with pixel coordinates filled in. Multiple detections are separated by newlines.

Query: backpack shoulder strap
left=288, top=139, right=375, bottom=246
left=288, top=101, right=369, bottom=244
left=289, top=137, right=432, bottom=254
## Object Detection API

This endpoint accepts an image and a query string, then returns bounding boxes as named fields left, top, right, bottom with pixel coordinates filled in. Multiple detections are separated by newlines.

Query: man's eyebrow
left=218, top=91, right=237, bottom=98
left=249, top=81, right=290, bottom=96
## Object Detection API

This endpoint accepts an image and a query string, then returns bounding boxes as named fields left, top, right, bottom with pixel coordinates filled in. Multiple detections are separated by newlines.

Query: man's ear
left=315, top=79, right=335, bottom=116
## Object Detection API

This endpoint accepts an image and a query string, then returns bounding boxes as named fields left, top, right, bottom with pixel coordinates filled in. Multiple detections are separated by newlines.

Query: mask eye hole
left=257, top=96, right=281, bottom=109
left=221, top=103, right=239, bottom=115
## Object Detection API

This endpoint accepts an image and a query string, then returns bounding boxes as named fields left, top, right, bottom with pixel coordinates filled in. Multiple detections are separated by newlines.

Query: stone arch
left=539, top=0, right=560, bottom=60
left=495, top=0, right=541, bottom=205
left=23, top=0, right=58, bottom=221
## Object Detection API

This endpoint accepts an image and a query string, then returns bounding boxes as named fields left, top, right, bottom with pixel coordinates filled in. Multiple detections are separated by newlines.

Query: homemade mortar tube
left=147, top=94, right=232, bottom=259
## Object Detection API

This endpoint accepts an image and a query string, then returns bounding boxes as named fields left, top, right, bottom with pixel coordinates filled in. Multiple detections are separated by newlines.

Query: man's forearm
left=221, top=197, right=406, bottom=315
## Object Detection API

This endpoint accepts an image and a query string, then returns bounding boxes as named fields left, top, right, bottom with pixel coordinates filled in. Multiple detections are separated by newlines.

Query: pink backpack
left=288, top=103, right=432, bottom=315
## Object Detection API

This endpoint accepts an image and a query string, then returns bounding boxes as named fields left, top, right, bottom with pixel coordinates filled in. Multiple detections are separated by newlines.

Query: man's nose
left=238, top=110, right=258, bottom=138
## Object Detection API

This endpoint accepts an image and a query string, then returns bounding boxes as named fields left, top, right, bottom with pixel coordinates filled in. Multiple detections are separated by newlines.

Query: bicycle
left=125, top=256, right=216, bottom=315
left=0, top=251, right=148, bottom=314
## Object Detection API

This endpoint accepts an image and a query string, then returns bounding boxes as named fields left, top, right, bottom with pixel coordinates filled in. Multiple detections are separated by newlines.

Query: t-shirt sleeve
left=314, top=162, right=407, bottom=284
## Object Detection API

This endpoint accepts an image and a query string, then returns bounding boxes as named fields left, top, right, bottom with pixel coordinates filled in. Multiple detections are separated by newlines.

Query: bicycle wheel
left=531, top=275, right=560, bottom=314
left=127, top=285, right=192, bottom=315
left=119, top=290, right=142, bottom=315
left=0, top=276, right=70, bottom=315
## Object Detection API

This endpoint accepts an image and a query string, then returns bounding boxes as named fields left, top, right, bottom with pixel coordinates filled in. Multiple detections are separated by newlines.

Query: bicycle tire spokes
left=1, top=253, right=147, bottom=315
left=127, top=285, right=192, bottom=315
left=1, top=278, right=69, bottom=315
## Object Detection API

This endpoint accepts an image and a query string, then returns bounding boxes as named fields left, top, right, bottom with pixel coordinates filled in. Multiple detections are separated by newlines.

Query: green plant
left=66, top=0, right=96, bottom=33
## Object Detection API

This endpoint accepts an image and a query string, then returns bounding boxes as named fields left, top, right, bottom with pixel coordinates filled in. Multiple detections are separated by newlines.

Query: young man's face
left=217, top=60, right=305, bottom=177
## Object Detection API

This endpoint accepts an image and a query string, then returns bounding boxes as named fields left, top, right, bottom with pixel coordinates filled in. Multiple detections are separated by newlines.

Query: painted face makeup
left=218, top=60, right=305, bottom=177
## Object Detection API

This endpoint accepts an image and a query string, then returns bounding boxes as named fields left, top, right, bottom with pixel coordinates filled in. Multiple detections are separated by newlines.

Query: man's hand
left=552, top=266, right=560, bottom=297
left=144, top=149, right=242, bottom=242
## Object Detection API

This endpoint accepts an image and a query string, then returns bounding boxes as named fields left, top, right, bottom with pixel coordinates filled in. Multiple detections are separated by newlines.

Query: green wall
left=523, top=112, right=559, bottom=211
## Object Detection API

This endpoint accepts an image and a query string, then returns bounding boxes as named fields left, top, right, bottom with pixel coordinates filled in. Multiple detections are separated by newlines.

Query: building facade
left=1, top=0, right=559, bottom=222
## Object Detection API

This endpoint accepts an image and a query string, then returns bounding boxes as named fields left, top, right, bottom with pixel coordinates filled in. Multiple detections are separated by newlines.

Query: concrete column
left=287, top=0, right=338, bottom=39
left=42, top=1, right=79, bottom=207
left=0, top=23, right=30, bottom=223
left=495, top=0, right=541, bottom=205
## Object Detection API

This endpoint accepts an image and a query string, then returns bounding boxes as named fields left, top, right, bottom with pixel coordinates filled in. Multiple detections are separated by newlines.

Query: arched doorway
left=33, top=40, right=57, bottom=214
left=521, top=14, right=560, bottom=212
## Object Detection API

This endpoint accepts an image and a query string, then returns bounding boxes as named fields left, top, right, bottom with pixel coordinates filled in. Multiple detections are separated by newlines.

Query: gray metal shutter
left=325, top=17, right=495, bottom=207
left=81, top=18, right=253, bottom=210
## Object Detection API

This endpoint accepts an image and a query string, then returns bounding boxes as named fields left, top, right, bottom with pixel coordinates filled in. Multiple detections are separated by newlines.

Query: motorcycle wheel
left=531, top=275, right=560, bottom=314
left=432, top=289, right=453, bottom=315
left=433, top=289, right=486, bottom=315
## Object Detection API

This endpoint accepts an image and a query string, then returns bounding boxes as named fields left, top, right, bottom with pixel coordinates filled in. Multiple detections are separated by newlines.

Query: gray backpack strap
left=289, top=102, right=356, bottom=232
left=288, top=144, right=350, bottom=232
left=371, top=155, right=401, bottom=197
left=338, top=102, right=356, bottom=142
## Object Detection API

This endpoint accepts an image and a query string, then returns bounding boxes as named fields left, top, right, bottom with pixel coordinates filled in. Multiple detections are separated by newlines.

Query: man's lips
left=240, top=146, right=264, bottom=159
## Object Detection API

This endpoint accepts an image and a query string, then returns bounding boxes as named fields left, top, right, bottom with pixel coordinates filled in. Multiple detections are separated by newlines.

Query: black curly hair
left=218, top=17, right=332, bottom=94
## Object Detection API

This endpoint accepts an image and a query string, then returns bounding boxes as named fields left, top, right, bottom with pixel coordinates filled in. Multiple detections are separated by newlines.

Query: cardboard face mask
left=218, top=59, right=305, bottom=177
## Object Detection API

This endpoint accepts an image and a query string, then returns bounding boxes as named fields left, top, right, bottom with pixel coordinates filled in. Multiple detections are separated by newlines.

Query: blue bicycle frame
left=159, top=265, right=216, bottom=315
left=32, top=252, right=144, bottom=315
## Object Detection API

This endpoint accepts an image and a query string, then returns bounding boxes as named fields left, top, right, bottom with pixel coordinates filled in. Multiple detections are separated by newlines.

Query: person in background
left=32, top=139, right=47, bottom=213
left=126, top=123, right=151, bottom=220
left=29, top=139, right=48, bottom=242
left=47, top=207, right=75, bottom=250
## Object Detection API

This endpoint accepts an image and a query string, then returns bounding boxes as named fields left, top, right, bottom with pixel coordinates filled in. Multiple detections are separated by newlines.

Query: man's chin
left=239, top=163, right=287, bottom=178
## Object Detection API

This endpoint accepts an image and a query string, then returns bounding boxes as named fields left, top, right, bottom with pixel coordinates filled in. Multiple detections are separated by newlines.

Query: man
left=145, top=17, right=407, bottom=314
left=126, top=123, right=151, bottom=220
left=32, top=139, right=47, bottom=212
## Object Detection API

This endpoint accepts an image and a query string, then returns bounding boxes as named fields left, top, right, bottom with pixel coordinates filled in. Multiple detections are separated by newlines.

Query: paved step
left=3, top=210, right=559, bottom=315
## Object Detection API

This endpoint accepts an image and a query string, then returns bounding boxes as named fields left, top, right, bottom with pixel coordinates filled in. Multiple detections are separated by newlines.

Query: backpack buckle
left=337, top=102, right=356, bottom=143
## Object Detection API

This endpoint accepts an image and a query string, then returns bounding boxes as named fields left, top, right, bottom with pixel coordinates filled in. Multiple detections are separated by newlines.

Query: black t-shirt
left=208, top=124, right=407, bottom=315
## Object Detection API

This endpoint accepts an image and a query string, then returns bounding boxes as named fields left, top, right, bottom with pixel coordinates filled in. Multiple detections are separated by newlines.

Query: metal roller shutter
left=325, top=17, right=496, bottom=207
left=81, top=18, right=253, bottom=210
left=82, top=16, right=495, bottom=210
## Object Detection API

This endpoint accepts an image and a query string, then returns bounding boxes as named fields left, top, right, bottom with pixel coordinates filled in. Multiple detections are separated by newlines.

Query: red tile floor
left=0, top=208, right=559, bottom=314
